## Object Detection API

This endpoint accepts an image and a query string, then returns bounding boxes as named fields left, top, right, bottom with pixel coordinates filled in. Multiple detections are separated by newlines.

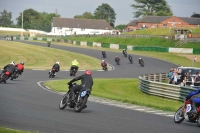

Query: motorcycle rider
left=122, top=49, right=127, bottom=55
left=128, top=55, right=133, bottom=62
left=101, top=60, right=107, bottom=69
left=70, top=59, right=79, bottom=73
left=102, top=50, right=106, bottom=57
left=49, top=61, right=60, bottom=75
left=67, top=70, right=93, bottom=109
left=0, top=61, right=16, bottom=80
left=139, top=58, right=144, bottom=64
left=115, top=56, right=120, bottom=63
left=12, top=61, right=25, bottom=78
left=186, top=88, right=200, bottom=114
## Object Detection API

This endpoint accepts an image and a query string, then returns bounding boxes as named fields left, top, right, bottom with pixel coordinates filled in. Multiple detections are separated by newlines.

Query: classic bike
left=174, top=97, right=200, bottom=127
left=49, top=68, right=56, bottom=78
left=70, top=68, right=77, bottom=76
left=0, top=70, right=11, bottom=83
left=47, top=41, right=51, bottom=47
left=139, top=59, right=144, bottom=67
left=123, top=52, right=127, bottom=57
left=59, top=83, right=90, bottom=112
left=10, top=68, right=20, bottom=80
left=102, top=65, right=108, bottom=71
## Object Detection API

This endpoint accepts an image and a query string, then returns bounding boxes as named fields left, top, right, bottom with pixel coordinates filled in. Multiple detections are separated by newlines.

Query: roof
left=138, top=16, right=171, bottom=23
left=127, top=19, right=138, bottom=26
left=52, top=17, right=113, bottom=30
left=179, top=17, right=200, bottom=25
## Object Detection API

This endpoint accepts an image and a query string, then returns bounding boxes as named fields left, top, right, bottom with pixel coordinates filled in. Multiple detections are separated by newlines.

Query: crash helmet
left=84, top=70, right=92, bottom=76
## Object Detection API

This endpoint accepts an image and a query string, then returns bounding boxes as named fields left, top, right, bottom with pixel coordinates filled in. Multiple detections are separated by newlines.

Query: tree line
left=0, top=0, right=199, bottom=32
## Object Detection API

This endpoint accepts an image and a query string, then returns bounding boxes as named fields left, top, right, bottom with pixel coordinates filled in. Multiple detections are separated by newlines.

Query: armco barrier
left=139, top=73, right=196, bottom=101
left=12, top=37, right=198, bottom=54
left=193, top=48, right=200, bottom=54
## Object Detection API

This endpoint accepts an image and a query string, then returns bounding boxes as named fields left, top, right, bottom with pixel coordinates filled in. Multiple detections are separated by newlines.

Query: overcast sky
left=1, top=0, right=200, bottom=25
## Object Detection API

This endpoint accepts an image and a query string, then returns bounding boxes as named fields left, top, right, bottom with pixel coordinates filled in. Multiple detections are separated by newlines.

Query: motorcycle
left=116, top=60, right=120, bottom=65
left=129, top=58, right=133, bottom=64
left=70, top=68, right=77, bottom=76
left=174, top=98, right=200, bottom=127
left=102, top=53, right=106, bottom=58
left=47, top=41, right=51, bottom=47
left=49, top=68, right=56, bottom=78
left=10, top=68, right=20, bottom=80
left=102, top=65, right=108, bottom=71
left=123, top=52, right=127, bottom=57
left=0, top=70, right=11, bottom=83
left=59, top=83, right=90, bottom=112
left=139, top=60, right=144, bottom=67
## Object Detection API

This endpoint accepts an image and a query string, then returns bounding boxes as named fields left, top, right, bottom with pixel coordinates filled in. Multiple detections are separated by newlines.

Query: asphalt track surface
left=0, top=40, right=199, bottom=133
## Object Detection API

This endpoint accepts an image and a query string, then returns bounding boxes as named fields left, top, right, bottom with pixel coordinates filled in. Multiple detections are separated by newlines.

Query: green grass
left=0, top=40, right=101, bottom=70
left=124, top=27, right=200, bottom=36
left=44, top=78, right=183, bottom=112
left=0, top=127, right=36, bottom=133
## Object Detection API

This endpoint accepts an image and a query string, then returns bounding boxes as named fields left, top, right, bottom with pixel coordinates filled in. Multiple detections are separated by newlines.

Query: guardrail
left=139, top=73, right=198, bottom=101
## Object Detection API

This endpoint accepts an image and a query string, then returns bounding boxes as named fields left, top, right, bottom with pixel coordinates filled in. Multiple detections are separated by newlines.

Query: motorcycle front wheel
left=197, top=116, right=200, bottom=127
left=59, top=92, right=70, bottom=110
left=74, top=95, right=88, bottom=112
left=174, top=106, right=185, bottom=123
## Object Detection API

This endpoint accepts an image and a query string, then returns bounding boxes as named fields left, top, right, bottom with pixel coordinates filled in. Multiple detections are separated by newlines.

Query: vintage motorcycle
left=0, top=70, right=11, bottom=83
left=59, top=83, right=90, bottom=112
left=174, top=97, right=200, bottom=127
left=49, top=68, right=56, bottom=78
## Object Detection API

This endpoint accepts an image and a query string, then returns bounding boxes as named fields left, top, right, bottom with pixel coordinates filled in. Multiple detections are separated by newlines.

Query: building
left=126, top=16, right=200, bottom=31
left=50, top=17, right=114, bottom=35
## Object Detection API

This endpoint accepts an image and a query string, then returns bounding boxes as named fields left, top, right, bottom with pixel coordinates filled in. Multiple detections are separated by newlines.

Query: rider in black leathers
left=128, top=55, right=133, bottom=62
left=67, top=70, right=93, bottom=106
left=102, top=50, right=106, bottom=57
left=49, top=62, right=60, bottom=75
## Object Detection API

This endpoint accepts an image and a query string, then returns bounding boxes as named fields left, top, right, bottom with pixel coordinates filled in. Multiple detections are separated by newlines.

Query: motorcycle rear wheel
left=59, top=92, right=70, bottom=110
left=0, top=74, right=7, bottom=83
left=197, top=116, right=200, bottom=127
left=174, top=106, right=185, bottom=123
left=74, top=95, right=88, bottom=112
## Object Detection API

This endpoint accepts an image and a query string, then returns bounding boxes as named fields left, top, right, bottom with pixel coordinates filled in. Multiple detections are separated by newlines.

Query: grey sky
left=0, top=0, right=200, bottom=25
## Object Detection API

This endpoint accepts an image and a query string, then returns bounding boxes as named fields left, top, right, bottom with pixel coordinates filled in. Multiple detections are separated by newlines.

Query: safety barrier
left=139, top=73, right=197, bottom=101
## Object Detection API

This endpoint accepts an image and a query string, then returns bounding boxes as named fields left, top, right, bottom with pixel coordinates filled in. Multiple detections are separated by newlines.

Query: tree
left=191, top=12, right=200, bottom=18
left=0, top=9, right=13, bottom=27
left=16, top=9, right=60, bottom=31
left=16, top=8, right=40, bottom=29
left=115, top=24, right=126, bottom=31
left=74, top=12, right=95, bottom=19
left=94, top=3, right=116, bottom=27
left=131, top=0, right=173, bottom=18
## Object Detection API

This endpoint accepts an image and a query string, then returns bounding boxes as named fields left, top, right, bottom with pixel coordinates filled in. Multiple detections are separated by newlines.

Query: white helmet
left=56, top=61, right=59, bottom=64
left=139, top=58, right=141, bottom=60
left=10, top=61, right=15, bottom=65
left=102, top=60, right=104, bottom=62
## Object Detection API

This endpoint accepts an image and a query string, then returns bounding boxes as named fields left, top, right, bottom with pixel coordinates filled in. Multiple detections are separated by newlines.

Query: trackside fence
left=139, top=73, right=197, bottom=102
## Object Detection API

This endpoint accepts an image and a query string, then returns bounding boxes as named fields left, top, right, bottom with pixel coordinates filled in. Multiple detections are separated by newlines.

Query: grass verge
left=0, top=127, right=36, bottom=133
left=43, top=78, right=183, bottom=112
left=0, top=40, right=101, bottom=70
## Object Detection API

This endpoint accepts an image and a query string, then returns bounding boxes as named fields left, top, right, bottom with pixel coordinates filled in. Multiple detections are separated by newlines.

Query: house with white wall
left=50, top=17, right=114, bottom=36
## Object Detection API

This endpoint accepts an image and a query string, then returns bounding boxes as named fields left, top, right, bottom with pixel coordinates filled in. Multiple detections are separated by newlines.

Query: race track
left=0, top=40, right=199, bottom=133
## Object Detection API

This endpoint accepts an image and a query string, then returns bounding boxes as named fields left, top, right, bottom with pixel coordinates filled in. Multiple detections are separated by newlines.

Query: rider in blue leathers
left=186, top=88, right=200, bottom=113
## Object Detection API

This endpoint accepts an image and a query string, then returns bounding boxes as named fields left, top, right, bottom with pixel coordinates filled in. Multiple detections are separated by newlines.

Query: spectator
left=177, top=68, right=185, bottom=84
left=167, top=67, right=174, bottom=83
left=170, top=68, right=178, bottom=85
left=183, top=72, right=192, bottom=86
left=194, top=72, right=200, bottom=86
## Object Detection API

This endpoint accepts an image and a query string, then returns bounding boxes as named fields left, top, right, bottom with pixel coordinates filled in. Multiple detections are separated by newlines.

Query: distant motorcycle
left=123, top=51, right=127, bottom=57
left=116, top=60, right=120, bottom=65
left=59, top=83, right=90, bottom=112
left=49, top=68, right=56, bottom=78
left=102, top=65, right=108, bottom=71
left=0, top=70, right=11, bottom=83
left=174, top=97, right=200, bottom=127
left=139, top=59, right=144, bottom=67
left=47, top=41, right=51, bottom=47
left=128, top=56, right=133, bottom=64
left=102, top=51, right=106, bottom=58
left=70, top=68, right=77, bottom=76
